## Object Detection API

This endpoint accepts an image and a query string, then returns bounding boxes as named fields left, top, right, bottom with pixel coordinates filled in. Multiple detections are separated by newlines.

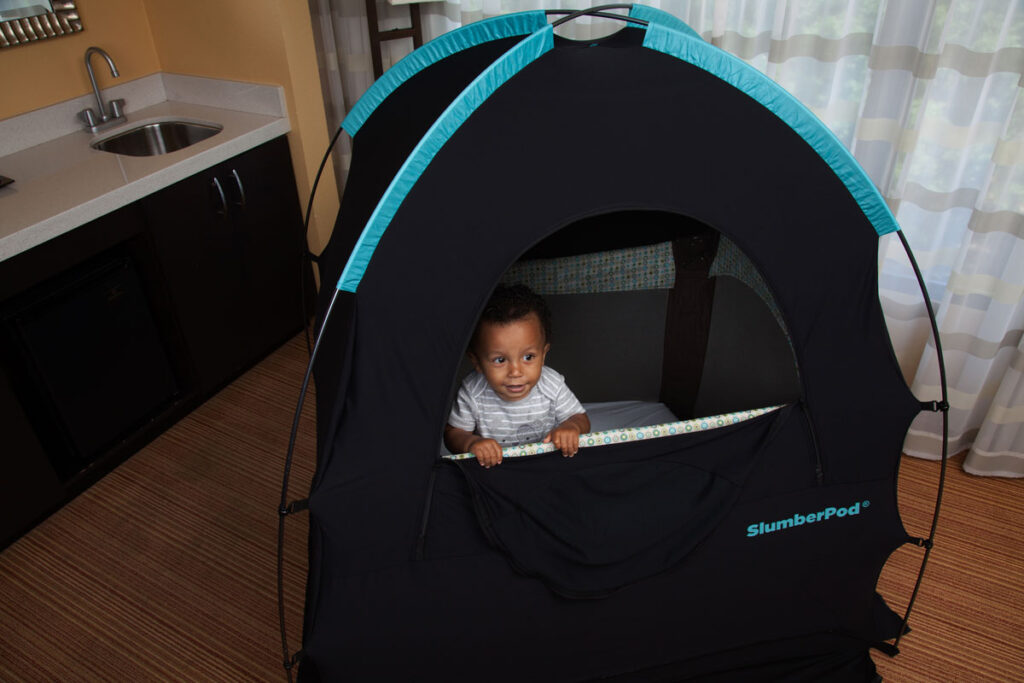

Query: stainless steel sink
left=91, top=120, right=223, bottom=156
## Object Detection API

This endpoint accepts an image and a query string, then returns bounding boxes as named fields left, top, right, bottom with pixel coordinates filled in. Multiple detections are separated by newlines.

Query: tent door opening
left=473, top=209, right=801, bottom=431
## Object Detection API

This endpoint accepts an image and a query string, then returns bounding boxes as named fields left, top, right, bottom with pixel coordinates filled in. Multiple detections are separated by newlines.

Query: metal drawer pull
left=211, top=176, right=228, bottom=219
left=231, top=169, right=246, bottom=209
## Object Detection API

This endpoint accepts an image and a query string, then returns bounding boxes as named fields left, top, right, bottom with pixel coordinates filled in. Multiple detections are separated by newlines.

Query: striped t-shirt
left=448, top=366, right=585, bottom=446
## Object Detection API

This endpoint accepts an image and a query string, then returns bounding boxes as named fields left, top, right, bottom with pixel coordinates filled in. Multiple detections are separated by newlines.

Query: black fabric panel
left=299, top=632, right=882, bottom=683
left=314, top=37, right=522, bottom=295
left=455, top=406, right=789, bottom=598
left=660, top=232, right=718, bottom=417
left=310, top=292, right=354, bottom=474
left=694, top=276, right=801, bottom=416
left=520, top=209, right=706, bottom=259
left=595, top=633, right=884, bottom=682
left=301, top=418, right=908, bottom=681
left=544, top=291, right=668, bottom=403
left=737, top=401, right=821, bottom=500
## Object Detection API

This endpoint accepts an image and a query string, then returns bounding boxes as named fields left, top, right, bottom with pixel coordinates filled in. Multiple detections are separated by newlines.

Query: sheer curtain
left=309, top=0, right=1024, bottom=476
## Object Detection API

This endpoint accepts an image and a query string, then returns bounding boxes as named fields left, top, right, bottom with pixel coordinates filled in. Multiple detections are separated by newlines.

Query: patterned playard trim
left=502, top=241, right=676, bottom=294
left=443, top=405, right=781, bottom=460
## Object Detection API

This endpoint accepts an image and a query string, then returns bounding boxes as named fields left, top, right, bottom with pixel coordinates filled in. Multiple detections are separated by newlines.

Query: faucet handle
left=108, top=98, right=126, bottom=120
left=78, top=108, right=98, bottom=127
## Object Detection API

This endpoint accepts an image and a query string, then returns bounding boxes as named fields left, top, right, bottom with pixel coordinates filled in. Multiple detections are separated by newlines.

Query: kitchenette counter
left=0, top=73, right=291, bottom=262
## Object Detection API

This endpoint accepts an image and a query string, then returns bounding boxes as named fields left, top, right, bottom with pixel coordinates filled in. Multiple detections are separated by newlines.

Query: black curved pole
left=276, top=287, right=341, bottom=681
left=893, top=229, right=950, bottom=647
left=300, top=123, right=346, bottom=355
left=547, top=4, right=648, bottom=28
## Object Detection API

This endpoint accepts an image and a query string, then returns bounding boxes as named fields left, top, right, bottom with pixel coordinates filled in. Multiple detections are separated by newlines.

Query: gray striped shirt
left=448, top=366, right=585, bottom=446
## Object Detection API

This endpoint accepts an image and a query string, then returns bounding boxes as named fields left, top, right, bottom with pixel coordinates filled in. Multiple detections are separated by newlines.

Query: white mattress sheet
left=582, top=400, right=679, bottom=433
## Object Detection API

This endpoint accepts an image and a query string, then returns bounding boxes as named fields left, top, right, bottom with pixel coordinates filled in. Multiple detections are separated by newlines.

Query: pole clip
left=283, top=649, right=304, bottom=670
left=279, top=499, right=310, bottom=517
left=909, top=536, right=933, bottom=549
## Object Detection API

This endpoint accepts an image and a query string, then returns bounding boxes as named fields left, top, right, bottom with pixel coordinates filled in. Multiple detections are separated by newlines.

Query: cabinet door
left=143, top=162, right=249, bottom=391
left=143, top=137, right=309, bottom=393
left=223, top=136, right=309, bottom=369
left=0, top=361, right=63, bottom=548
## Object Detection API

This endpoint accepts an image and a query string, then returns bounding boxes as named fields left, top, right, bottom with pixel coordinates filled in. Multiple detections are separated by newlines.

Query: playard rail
left=443, top=405, right=782, bottom=460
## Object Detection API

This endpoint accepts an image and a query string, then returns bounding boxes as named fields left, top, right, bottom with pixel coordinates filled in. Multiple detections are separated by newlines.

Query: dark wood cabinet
left=143, top=137, right=309, bottom=393
left=0, top=136, right=311, bottom=548
left=0, top=362, right=64, bottom=542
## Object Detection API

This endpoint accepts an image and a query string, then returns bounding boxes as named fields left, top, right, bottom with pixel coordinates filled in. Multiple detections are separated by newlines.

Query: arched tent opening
left=500, top=209, right=800, bottom=416
left=438, top=208, right=802, bottom=461
left=278, top=6, right=949, bottom=681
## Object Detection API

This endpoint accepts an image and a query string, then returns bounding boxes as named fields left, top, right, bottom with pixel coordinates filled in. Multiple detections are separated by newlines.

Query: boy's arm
left=544, top=412, right=590, bottom=457
left=444, top=424, right=503, bottom=467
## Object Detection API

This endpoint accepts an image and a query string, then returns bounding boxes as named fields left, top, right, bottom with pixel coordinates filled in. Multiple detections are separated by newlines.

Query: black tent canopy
left=284, top=5, right=948, bottom=680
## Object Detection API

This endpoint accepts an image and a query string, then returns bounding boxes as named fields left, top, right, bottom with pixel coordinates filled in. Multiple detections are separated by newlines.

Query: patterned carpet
left=0, top=334, right=1020, bottom=681
left=0, top=337, right=315, bottom=681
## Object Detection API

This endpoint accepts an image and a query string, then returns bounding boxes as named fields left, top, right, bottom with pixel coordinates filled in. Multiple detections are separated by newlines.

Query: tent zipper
left=415, top=462, right=441, bottom=560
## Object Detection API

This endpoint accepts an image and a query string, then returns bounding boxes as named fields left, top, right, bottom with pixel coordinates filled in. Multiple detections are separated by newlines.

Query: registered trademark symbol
left=863, top=500, right=871, bottom=508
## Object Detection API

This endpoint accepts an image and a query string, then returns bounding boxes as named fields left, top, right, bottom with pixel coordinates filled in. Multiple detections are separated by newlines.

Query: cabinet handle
left=211, top=177, right=228, bottom=219
left=230, top=169, right=246, bottom=209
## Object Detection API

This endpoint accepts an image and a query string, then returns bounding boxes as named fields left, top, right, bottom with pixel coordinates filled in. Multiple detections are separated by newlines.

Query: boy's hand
left=470, top=438, right=503, bottom=468
left=544, top=424, right=582, bottom=457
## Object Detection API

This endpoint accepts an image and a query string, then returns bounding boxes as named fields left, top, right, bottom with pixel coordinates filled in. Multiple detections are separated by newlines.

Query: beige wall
left=0, top=0, right=338, bottom=252
left=0, top=0, right=159, bottom=120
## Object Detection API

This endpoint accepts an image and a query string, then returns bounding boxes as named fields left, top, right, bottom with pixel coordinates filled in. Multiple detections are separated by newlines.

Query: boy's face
left=469, top=313, right=550, bottom=403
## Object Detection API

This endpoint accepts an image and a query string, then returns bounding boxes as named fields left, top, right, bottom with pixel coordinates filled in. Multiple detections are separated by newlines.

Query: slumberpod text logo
left=746, top=501, right=869, bottom=538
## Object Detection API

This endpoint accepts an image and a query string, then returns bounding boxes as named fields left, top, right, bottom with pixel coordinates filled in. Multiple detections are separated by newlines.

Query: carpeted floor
left=0, top=333, right=1020, bottom=681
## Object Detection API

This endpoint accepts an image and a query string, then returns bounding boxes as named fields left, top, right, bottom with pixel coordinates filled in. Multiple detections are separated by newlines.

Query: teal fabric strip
left=628, top=4, right=701, bottom=40
left=643, top=23, right=900, bottom=237
left=338, top=25, right=555, bottom=292
left=342, top=11, right=549, bottom=137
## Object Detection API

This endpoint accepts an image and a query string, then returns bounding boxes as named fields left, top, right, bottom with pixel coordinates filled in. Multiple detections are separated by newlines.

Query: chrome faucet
left=78, top=46, right=127, bottom=133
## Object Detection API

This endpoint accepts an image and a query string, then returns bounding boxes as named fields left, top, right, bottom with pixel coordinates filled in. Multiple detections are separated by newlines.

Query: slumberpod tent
left=280, top=5, right=949, bottom=680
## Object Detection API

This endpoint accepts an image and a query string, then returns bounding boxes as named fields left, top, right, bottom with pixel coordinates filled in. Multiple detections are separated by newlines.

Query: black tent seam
left=798, top=399, right=824, bottom=485
left=415, top=462, right=442, bottom=560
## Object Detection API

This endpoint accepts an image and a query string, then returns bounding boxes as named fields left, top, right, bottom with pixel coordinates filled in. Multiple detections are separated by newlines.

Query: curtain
left=307, top=0, right=424, bottom=195
left=308, top=0, right=1024, bottom=476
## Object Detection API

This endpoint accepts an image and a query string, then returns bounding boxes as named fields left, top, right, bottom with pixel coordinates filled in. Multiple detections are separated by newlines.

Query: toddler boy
left=444, top=284, right=590, bottom=467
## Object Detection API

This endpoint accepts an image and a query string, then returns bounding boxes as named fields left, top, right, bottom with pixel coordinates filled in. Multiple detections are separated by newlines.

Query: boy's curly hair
left=475, top=284, right=552, bottom=344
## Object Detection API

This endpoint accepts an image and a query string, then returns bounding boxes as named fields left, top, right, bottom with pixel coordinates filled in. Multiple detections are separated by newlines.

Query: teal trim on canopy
left=338, top=25, right=555, bottom=292
left=643, top=23, right=899, bottom=237
left=342, top=11, right=549, bottom=137
left=628, top=4, right=701, bottom=40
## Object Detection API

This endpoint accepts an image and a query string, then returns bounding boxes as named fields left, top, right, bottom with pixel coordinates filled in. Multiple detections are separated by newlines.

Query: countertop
left=0, top=74, right=291, bottom=262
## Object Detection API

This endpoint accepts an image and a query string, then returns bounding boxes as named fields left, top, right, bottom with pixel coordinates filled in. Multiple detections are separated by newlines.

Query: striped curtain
left=309, top=0, right=1024, bottom=475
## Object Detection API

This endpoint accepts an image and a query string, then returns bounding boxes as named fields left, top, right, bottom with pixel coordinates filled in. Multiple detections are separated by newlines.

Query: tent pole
left=276, top=287, right=341, bottom=680
left=547, top=5, right=648, bottom=28
left=300, top=124, right=347, bottom=355
left=892, top=229, right=950, bottom=647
